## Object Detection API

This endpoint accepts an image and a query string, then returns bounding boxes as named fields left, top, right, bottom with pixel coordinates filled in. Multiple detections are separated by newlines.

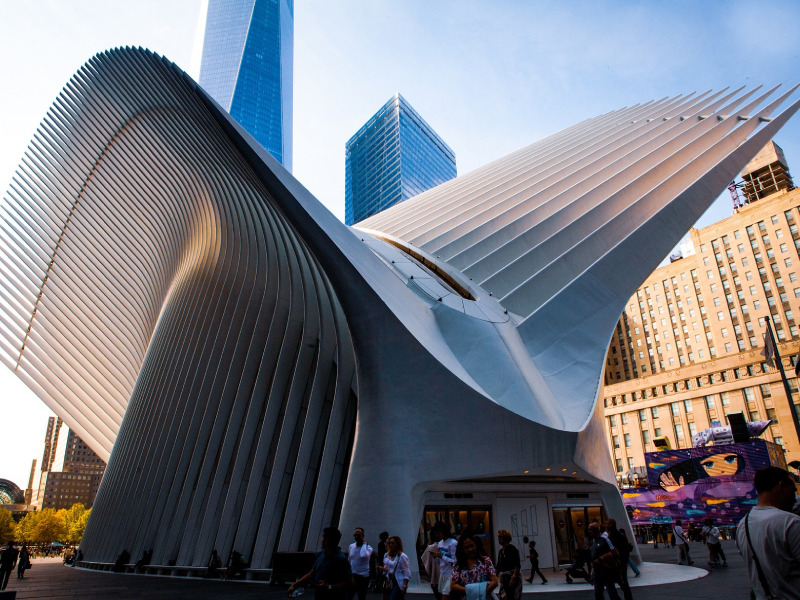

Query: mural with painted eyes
left=699, top=453, right=743, bottom=478
left=623, top=440, right=786, bottom=525
left=656, top=452, right=746, bottom=492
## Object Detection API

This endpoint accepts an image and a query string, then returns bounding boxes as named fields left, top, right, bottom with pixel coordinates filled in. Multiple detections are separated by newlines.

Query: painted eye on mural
left=700, top=453, right=740, bottom=477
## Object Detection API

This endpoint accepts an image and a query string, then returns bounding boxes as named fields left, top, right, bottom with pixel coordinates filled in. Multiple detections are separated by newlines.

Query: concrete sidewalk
left=523, top=539, right=749, bottom=599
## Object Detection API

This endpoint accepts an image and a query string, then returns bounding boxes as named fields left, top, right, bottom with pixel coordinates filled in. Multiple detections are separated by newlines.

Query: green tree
left=0, top=507, right=15, bottom=543
left=32, top=508, right=66, bottom=544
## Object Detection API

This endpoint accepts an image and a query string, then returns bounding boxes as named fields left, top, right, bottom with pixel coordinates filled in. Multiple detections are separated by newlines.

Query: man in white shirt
left=737, top=466, right=800, bottom=600
left=672, top=520, right=694, bottom=565
left=347, top=528, right=373, bottom=600
left=430, top=521, right=457, bottom=596
left=702, top=518, right=726, bottom=567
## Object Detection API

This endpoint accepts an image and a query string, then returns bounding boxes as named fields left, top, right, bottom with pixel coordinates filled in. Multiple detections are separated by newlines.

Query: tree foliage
left=0, top=507, right=15, bottom=544
left=12, top=503, right=90, bottom=545
left=64, top=504, right=90, bottom=544
left=31, top=508, right=67, bottom=543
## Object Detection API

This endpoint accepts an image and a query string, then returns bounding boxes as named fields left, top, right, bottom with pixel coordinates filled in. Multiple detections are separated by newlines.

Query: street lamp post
left=763, top=315, right=800, bottom=452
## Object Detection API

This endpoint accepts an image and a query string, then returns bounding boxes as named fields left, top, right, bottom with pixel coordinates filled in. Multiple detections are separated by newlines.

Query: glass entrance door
left=419, top=506, right=494, bottom=564
left=551, top=506, right=607, bottom=564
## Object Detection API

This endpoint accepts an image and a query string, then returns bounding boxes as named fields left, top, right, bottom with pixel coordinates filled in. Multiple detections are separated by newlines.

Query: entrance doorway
left=552, top=506, right=606, bottom=564
left=419, top=506, right=494, bottom=563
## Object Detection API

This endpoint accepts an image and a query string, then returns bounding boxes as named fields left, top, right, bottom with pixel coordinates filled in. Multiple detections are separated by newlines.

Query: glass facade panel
left=345, top=94, right=456, bottom=225
left=200, top=0, right=293, bottom=169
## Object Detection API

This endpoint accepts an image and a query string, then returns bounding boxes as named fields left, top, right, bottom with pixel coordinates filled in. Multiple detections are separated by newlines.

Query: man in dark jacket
left=0, top=541, right=19, bottom=591
left=606, top=520, right=633, bottom=600
left=589, top=523, right=620, bottom=600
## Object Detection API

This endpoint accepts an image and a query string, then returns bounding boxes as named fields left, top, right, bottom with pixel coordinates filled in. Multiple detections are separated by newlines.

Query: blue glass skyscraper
left=200, top=0, right=293, bottom=171
left=345, top=93, right=456, bottom=226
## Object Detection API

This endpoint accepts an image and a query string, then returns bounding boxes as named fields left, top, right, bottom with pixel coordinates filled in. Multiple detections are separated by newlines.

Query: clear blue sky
left=1, top=0, right=799, bottom=487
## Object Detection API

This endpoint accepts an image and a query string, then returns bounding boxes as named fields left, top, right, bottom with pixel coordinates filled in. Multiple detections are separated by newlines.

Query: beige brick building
left=603, top=148, right=800, bottom=482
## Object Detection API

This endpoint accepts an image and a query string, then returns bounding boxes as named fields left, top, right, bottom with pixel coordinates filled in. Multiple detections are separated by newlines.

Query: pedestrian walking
left=430, top=522, right=457, bottom=599
left=672, top=521, right=693, bottom=565
left=525, top=539, right=547, bottom=584
left=17, top=545, right=30, bottom=579
left=0, top=541, right=18, bottom=591
left=701, top=519, right=727, bottom=567
left=736, top=466, right=800, bottom=600
left=588, top=523, right=620, bottom=600
left=377, top=536, right=410, bottom=600
left=605, top=519, right=634, bottom=600
left=348, top=528, right=374, bottom=600
left=376, top=532, right=390, bottom=594
left=447, top=529, right=498, bottom=600
left=289, top=527, right=353, bottom=600
left=495, top=530, right=521, bottom=600
left=420, top=532, right=442, bottom=600
left=650, top=524, right=659, bottom=549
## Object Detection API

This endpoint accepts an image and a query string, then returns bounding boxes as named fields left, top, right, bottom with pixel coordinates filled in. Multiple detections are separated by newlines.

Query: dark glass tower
left=200, top=0, right=293, bottom=171
left=345, top=93, right=456, bottom=226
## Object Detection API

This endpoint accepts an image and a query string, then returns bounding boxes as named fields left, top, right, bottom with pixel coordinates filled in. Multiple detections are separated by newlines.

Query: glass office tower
left=200, top=0, right=293, bottom=171
left=345, top=93, right=456, bottom=226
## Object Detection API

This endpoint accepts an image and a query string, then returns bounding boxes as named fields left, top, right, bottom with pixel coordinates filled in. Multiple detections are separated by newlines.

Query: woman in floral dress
left=446, top=531, right=498, bottom=600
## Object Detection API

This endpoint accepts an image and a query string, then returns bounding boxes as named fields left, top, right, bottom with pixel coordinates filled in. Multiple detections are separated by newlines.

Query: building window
left=624, top=433, right=632, bottom=447
left=627, top=457, right=635, bottom=470
left=688, top=422, right=697, bottom=436
left=651, top=406, right=659, bottom=419
left=671, top=402, right=680, bottom=416
left=616, top=458, right=624, bottom=473
left=621, top=413, right=628, bottom=425
left=683, top=399, right=693, bottom=413
left=705, top=395, right=716, bottom=409
left=639, top=409, right=647, bottom=422
left=675, top=424, right=684, bottom=441
left=749, top=410, right=761, bottom=421
left=720, top=392, right=730, bottom=407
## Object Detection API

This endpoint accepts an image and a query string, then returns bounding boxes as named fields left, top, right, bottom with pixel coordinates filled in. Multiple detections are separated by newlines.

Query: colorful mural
left=622, top=440, right=786, bottom=525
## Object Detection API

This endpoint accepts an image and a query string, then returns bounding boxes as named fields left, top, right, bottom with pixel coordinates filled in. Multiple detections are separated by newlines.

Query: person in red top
left=446, top=530, right=498, bottom=600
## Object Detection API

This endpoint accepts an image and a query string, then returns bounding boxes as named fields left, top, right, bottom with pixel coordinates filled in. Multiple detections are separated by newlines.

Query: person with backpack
left=605, top=520, right=634, bottom=600
left=589, top=523, right=620, bottom=600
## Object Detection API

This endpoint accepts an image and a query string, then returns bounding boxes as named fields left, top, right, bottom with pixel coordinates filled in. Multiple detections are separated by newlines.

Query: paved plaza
left=1, top=539, right=753, bottom=600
